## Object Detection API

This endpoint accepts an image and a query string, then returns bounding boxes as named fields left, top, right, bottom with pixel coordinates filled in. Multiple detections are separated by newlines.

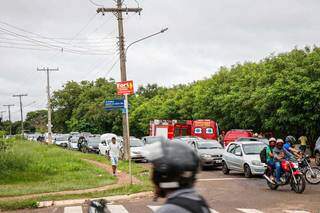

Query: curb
left=37, top=191, right=153, bottom=208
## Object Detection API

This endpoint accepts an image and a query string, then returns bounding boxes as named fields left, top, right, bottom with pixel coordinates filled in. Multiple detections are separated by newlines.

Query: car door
left=232, top=145, right=244, bottom=171
left=224, top=143, right=236, bottom=169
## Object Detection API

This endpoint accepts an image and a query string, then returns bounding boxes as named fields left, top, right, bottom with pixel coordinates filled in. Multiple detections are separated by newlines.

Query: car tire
left=222, top=161, right=230, bottom=175
left=244, top=164, right=252, bottom=178
left=315, top=152, right=320, bottom=166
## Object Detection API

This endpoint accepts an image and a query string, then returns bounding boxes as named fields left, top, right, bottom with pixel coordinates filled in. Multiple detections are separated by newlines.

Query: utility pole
left=12, top=94, right=27, bottom=137
left=3, top=104, right=14, bottom=135
left=97, top=1, right=142, bottom=163
left=37, top=67, right=59, bottom=144
left=0, top=111, right=5, bottom=121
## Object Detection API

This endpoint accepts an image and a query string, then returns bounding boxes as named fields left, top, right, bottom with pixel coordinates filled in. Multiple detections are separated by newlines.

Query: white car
left=130, top=138, right=145, bottom=162
left=222, top=141, right=267, bottom=178
left=53, top=135, right=69, bottom=147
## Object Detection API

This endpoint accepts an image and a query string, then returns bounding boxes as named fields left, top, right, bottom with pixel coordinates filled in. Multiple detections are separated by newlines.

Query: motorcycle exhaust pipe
left=263, top=174, right=275, bottom=184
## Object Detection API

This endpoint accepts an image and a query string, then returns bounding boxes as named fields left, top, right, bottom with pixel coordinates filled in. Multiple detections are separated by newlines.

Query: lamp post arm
left=125, top=28, right=168, bottom=54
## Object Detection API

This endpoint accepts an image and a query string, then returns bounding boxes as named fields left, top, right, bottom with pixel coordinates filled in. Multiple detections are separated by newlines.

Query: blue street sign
left=105, top=99, right=124, bottom=111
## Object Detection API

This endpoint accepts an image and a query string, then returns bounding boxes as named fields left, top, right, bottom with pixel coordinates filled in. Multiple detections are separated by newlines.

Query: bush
left=0, top=140, right=33, bottom=179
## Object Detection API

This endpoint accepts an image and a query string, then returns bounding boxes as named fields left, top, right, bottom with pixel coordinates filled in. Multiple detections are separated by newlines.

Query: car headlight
left=251, top=160, right=262, bottom=166
left=201, top=154, right=212, bottom=159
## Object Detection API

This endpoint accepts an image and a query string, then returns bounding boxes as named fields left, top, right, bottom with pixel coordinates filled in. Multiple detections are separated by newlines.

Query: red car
left=223, top=129, right=253, bottom=147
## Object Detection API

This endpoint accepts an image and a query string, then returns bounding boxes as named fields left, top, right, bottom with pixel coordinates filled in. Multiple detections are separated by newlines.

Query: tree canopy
left=7, top=46, right=320, bottom=143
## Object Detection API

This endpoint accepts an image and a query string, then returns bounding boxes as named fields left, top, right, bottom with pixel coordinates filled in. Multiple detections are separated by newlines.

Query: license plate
left=215, top=160, right=222, bottom=163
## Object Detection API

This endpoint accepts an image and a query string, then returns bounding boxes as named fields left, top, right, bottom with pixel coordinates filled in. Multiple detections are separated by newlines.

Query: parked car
left=53, top=134, right=69, bottom=147
left=314, top=137, right=320, bottom=166
left=222, top=141, right=267, bottom=177
left=78, top=136, right=101, bottom=153
left=223, top=129, right=253, bottom=147
left=195, top=140, right=223, bottom=168
left=68, top=135, right=80, bottom=150
left=130, top=138, right=145, bottom=162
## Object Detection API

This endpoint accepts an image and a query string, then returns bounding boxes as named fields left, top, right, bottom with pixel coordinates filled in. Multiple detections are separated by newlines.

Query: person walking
left=145, top=141, right=210, bottom=213
left=298, top=135, right=308, bottom=153
left=108, top=137, right=121, bottom=176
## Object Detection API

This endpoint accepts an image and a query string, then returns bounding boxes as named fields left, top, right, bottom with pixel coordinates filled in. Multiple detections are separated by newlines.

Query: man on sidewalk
left=108, top=137, right=121, bottom=176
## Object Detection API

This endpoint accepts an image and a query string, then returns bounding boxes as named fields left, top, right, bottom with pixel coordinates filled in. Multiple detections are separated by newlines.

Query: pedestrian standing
left=108, top=137, right=121, bottom=176
left=298, top=135, right=308, bottom=153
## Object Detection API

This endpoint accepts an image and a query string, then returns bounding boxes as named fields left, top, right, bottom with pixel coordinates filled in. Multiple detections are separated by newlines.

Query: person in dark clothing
left=145, top=141, right=210, bottom=213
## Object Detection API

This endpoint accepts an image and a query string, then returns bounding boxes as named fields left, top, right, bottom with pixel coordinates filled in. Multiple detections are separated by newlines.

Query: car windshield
left=87, top=138, right=101, bottom=145
left=197, top=142, right=222, bottom=149
left=130, top=139, right=143, bottom=147
left=242, top=143, right=266, bottom=155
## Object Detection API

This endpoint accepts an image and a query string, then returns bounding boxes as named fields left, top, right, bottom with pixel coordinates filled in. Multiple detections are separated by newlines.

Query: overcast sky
left=0, top=0, right=320, bottom=121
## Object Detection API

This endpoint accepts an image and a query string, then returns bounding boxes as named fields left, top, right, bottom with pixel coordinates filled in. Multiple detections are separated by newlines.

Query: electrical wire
left=0, top=27, right=113, bottom=55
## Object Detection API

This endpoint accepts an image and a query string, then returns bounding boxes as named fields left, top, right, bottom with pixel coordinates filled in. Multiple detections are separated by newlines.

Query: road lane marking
left=237, top=209, right=264, bottom=213
left=283, top=211, right=310, bottom=213
left=107, top=204, right=129, bottom=213
left=64, top=206, right=82, bottom=213
left=148, top=205, right=161, bottom=212
left=198, top=178, right=246, bottom=181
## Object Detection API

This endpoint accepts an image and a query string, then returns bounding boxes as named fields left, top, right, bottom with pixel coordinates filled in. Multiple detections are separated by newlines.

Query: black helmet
left=285, top=135, right=296, bottom=144
left=145, top=141, right=199, bottom=195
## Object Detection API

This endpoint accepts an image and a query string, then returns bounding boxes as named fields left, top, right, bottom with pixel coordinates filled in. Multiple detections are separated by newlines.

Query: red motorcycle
left=265, top=159, right=306, bottom=193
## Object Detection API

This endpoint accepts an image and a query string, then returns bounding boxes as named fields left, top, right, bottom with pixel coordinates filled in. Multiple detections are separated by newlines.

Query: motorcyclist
left=266, top=137, right=276, bottom=168
left=284, top=136, right=302, bottom=158
left=145, top=141, right=210, bottom=213
left=273, top=139, right=293, bottom=185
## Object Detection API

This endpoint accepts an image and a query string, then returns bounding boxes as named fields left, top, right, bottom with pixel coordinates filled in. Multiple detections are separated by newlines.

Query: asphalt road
left=116, top=168, right=320, bottom=213
left=14, top=167, right=320, bottom=213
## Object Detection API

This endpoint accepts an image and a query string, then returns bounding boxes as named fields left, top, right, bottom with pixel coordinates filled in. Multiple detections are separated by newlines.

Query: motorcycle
left=265, top=159, right=306, bottom=193
left=298, top=155, right=320, bottom=185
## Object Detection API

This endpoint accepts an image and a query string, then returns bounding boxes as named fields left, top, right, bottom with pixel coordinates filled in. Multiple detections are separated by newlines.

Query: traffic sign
left=105, top=99, right=125, bottom=111
left=116, top=80, right=134, bottom=95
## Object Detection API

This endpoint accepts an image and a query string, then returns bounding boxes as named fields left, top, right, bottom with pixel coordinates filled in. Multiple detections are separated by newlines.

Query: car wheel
left=315, top=152, right=320, bottom=166
left=222, top=161, right=230, bottom=175
left=244, top=164, right=252, bottom=178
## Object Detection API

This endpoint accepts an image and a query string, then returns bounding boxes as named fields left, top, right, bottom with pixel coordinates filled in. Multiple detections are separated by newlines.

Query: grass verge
left=0, top=139, right=152, bottom=211
left=0, top=139, right=116, bottom=197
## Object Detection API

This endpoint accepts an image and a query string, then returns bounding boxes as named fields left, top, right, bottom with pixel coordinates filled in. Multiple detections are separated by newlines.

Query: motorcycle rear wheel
left=305, top=167, right=320, bottom=185
left=291, top=174, right=306, bottom=194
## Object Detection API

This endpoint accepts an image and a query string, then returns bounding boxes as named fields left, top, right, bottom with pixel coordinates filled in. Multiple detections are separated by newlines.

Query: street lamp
left=125, top=27, right=168, bottom=57
left=124, top=27, right=168, bottom=184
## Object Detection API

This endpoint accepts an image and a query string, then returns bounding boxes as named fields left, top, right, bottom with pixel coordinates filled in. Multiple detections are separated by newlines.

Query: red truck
left=149, top=119, right=219, bottom=140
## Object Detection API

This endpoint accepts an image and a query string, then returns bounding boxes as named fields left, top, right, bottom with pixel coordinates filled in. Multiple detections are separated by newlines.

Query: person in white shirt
left=108, top=137, right=121, bottom=176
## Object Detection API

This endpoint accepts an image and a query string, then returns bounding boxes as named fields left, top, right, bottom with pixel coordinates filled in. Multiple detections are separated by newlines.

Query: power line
left=0, top=18, right=116, bottom=55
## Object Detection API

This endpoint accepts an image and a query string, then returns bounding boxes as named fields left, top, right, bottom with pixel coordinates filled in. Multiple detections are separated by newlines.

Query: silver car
left=222, top=141, right=267, bottom=178
left=195, top=140, right=223, bottom=168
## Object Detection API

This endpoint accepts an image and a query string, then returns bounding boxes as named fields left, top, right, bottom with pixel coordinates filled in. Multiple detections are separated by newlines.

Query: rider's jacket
left=273, top=147, right=293, bottom=162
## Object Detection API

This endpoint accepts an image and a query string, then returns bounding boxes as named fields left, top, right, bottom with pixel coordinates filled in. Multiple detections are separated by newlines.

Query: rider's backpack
left=260, top=147, right=267, bottom=163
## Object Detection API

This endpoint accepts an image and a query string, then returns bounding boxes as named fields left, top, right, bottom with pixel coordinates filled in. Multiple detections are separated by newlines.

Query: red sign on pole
left=116, top=80, right=134, bottom=95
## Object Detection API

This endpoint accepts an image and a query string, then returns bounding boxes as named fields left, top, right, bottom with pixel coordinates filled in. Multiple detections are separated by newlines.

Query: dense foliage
left=2, top=47, right=320, bottom=143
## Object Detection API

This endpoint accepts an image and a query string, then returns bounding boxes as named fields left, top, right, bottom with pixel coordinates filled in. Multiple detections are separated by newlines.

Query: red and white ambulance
left=149, top=119, right=219, bottom=140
